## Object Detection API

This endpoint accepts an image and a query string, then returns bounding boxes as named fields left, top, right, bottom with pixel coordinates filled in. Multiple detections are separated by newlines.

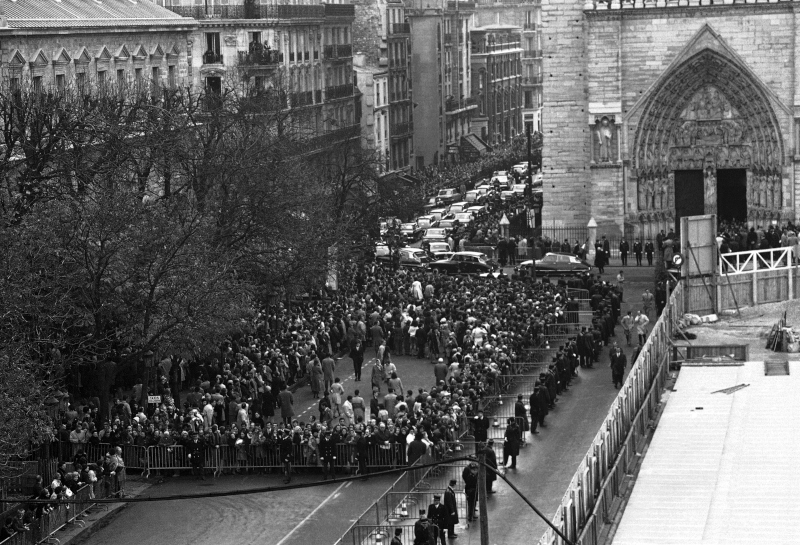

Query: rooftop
left=612, top=360, right=800, bottom=545
left=2, top=0, right=191, bottom=29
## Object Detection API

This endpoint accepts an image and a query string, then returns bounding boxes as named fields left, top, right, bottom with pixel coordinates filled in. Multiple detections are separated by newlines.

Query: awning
left=460, top=133, right=492, bottom=160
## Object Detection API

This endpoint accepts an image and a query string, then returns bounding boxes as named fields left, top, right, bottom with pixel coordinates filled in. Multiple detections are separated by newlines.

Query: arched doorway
left=632, top=49, right=784, bottom=233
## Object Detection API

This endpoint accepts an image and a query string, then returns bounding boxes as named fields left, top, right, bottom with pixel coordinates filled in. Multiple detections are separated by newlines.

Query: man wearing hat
left=427, top=495, right=448, bottom=545
left=444, top=479, right=459, bottom=538
left=187, top=431, right=205, bottom=480
left=472, top=409, right=490, bottom=443
left=319, top=429, right=337, bottom=481
left=414, top=510, right=434, bottom=545
left=481, top=441, right=498, bottom=494
left=390, top=528, right=404, bottom=545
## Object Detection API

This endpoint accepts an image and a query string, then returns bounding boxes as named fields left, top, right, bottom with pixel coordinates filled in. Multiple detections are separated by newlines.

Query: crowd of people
left=43, top=255, right=638, bottom=488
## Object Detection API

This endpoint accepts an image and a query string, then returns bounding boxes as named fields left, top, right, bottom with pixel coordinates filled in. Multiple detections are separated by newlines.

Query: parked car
left=511, top=183, right=527, bottom=196
left=416, top=215, right=435, bottom=229
left=423, top=197, right=441, bottom=212
left=514, top=252, right=592, bottom=278
left=429, top=251, right=496, bottom=275
left=434, top=219, right=458, bottom=232
left=500, top=190, right=516, bottom=201
left=422, top=227, right=449, bottom=242
left=511, top=162, right=531, bottom=176
left=466, top=205, right=487, bottom=218
left=465, top=189, right=485, bottom=204
left=429, top=208, right=448, bottom=222
left=447, top=201, right=469, bottom=215
left=398, top=247, right=431, bottom=268
left=491, top=171, right=510, bottom=189
left=453, top=212, right=474, bottom=225
left=437, top=188, right=462, bottom=204
left=426, top=241, right=452, bottom=254
left=400, top=222, right=422, bottom=242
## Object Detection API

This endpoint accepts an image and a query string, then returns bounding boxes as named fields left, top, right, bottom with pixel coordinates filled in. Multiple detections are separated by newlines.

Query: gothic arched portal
left=632, top=48, right=784, bottom=226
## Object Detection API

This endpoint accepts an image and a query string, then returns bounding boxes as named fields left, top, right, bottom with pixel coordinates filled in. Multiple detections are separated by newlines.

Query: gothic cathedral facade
left=542, top=0, right=797, bottom=237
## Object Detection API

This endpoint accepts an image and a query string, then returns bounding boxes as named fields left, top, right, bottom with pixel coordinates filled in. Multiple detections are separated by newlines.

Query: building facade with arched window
left=542, top=1, right=800, bottom=236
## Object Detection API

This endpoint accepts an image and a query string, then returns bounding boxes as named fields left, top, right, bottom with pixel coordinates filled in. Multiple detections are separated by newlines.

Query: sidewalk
left=59, top=475, right=154, bottom=545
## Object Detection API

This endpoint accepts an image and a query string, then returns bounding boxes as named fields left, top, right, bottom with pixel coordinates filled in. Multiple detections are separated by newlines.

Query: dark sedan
left=513, top=252, right=592, bottom=278
left=429, top=251, right=496, bottom=275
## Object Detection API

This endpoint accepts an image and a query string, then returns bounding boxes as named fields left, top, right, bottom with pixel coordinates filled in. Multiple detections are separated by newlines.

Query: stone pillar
left=587, top=217, right=598, bottom=263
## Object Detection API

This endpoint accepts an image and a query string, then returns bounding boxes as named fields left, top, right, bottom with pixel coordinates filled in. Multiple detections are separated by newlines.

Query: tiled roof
left=4, top=0, right=193, bottom=29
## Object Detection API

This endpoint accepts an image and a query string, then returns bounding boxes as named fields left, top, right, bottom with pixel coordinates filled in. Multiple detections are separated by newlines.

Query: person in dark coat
left=350, top=340, right=365, bottom=381
left=414, top=511, right=436, bottom=545
left=514, top=394, right=529, bottom=441
left=644, top=240, right=655, bottom=266
left=529, top=388, right=542, bottom=434
left=443, top=479, right=459, bottom=538
left=481, top=441, right=498, bottom=493
left=502, top=418, right=521, bottom=469
left=427, top=495, right=448, bottom=545
left=186, top=431, right=205, bottom=480
left=633, top=240, right=643, bottom=266
left=610, top=344, right=627, bottom=389
left=472, top=410, right=490, bottom=443
left=462, top=462, right=479, bottom=522
left=619, top=239, right=629, bottom=266
left=319, top=430, right=337, bottom=480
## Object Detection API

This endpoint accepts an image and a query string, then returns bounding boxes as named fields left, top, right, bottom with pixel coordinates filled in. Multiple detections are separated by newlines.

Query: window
left=76, top=72, right=85, bottom=91
left=135, top=68, right=143, bottom=86
left=32, top=76, right=42, bottom=92
left=56, top=74, right=65, bottom=92
left=376, top=82, right=380, bottom=106
left=168, top=65, right=176, bottom=89
left=10, top=77, right=20, bottom=92
left=205, top=32, right=221, bottom=63
left=152, top=66, right=160, bottom=85
left=96, top=71, right=105, bottom=86
left=117, top=69, right=125, bottom=87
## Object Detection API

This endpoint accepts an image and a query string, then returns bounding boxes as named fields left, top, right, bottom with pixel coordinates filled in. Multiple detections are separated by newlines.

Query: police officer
left=427, top=495, right=448, bottom=545
left=645, top=239, right=655, bottom=266
left=187, top=431, right=205, bottom=480
left=633, top=240, right=643, bottom=266
left=319, top=429, right=337, bottom=481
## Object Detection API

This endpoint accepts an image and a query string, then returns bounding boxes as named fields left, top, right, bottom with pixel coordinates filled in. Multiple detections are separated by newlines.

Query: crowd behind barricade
left=717, top=219, right=800, bottom=260
left=0, top=454, right=123, bottom=544
left=33, top=256, right=630, bottom=487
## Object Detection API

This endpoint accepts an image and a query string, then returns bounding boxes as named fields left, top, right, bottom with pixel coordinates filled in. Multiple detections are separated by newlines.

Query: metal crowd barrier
left=0, top=475, right=123, bottom=545
left=536, top=281, right=682, bottom=545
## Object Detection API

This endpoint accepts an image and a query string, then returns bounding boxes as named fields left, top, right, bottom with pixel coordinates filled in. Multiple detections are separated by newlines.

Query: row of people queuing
left=51, top=263, right=613, bottom=482
left=717, top=220, right=800, bottom=255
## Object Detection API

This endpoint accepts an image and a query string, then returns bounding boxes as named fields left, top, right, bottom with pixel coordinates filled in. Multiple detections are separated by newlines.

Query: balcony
left=165, top=3, right=324, bottom=19
left=238, top=50, right=283, bottom=66
left=392, top=121, right=413, bottom=137
left=390, top=23, right=411, bottom=35
left=324, top=44, right=353, bottom=60
left=523, top=23, right=537, bottom=30
left=308, top=124, right=361, bottom=150
left=523, top=49, right=542, bottom=58
left=202, top=52, right=223, bottom=65
left=289, top=90, right=314, bottom=108
left=445, top=96, right=477, bottom=113
left=326, top=83, right=354, bottom=101
left=324, top=3, right=355, bottom=17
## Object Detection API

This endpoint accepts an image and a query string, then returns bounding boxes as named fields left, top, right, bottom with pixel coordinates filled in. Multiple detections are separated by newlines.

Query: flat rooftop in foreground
left=612, top=361, right=800, bottom=545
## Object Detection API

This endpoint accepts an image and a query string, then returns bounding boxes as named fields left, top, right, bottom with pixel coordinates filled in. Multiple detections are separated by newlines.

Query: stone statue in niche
left=646, top=177, right=656, bottom=210
left=758, top=175, right=767, bottom=207
left=667, top=172, right=675, bottom=209
left=704, top=167, right=716, bottom=210
left=638, top=177, right=647, bottom=210
left=595, top=116, right=615, bottom=163
left=657, top=178, right=668, bottom=210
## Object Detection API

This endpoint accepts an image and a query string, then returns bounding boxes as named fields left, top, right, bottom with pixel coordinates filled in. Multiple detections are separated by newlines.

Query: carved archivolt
left=632, top=49, right=784, bottom=213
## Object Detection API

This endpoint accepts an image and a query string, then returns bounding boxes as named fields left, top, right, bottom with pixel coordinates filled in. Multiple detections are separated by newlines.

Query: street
left=77, top=264, right=655, bottom=545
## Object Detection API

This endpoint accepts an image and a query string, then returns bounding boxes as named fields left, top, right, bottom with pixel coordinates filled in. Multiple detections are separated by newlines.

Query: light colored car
left=436, top=188, right=462, bottom=204
left=422, top=228, right=448, bottom=242
left=429, top=208, right=448, bottom=222
left=400, top=222, right=421, bottom=242
left=416, top=215, right=435, bottom=229
left=454, top=212, right=474, bottom=225
left=434, top=219, right=458, bottom=231
left=447, top=201, right=469, bottom=215
left=465, top=190, right=482, bottom=203
left=491, top=171, right=510, bottom=189
left=512, top=183, right=527, bottom=195
left=467, top=205, right=487, bottom=216
left=500, top=190, right=515, bottom=201
left=423, top=197, right=440, bottom=212
left=427, top=241, right=452, bottom=254
left=429, top=251, right=496, bottom=274
left=375, top=243, right=390, bottom=259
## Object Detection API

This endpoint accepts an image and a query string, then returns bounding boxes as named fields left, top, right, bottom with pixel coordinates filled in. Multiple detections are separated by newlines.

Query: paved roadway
left=78, top=263, right=655, bottom=545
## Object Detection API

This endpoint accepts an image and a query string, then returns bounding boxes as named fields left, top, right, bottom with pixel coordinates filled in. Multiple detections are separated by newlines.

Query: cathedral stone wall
left=540, top=0, right=590, bottom=226
left=543, top=2, right=800, bottom=234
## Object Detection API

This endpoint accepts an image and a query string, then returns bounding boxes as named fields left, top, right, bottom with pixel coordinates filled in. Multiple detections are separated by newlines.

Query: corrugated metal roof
left=612, top=361, right=800, bottom=545
left=4, top=0, right=191, bottom=29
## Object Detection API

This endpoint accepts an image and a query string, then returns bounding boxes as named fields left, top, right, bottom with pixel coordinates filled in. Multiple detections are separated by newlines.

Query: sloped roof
left=4, top=0, right=193, bottom=30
